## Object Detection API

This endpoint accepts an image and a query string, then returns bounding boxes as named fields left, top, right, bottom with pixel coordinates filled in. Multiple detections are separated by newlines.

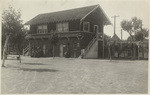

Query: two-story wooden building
left=25, top=4, right=111, bottom=58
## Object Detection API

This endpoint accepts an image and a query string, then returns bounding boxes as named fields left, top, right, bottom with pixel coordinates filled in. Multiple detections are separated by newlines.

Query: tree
left=121, top=17, right=143, bottom=59
left=2, top=6, right=23, bottom=67
left=121, top=17, right=143, bottom=40
left=50, top=33, right=59, bottom=59
left=10, top=29, right=26, bottom=63
left=134, top=28, right=149, bottom=41
left=103, top=34, right=111, bottom=45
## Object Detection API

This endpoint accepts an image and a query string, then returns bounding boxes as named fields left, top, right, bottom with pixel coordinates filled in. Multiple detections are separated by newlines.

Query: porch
left=25, top=31, right=96, bottom=58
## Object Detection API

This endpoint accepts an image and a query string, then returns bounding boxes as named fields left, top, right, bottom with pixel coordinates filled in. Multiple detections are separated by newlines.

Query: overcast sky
left=1, top=0, right=149, bottom=39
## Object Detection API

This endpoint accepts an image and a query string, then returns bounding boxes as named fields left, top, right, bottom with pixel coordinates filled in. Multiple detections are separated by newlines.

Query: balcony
left=26, top=31, right=95, bottom=39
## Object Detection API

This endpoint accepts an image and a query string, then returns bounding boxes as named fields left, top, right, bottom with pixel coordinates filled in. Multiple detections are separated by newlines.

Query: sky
left=1, top=0, right=149, bottom=40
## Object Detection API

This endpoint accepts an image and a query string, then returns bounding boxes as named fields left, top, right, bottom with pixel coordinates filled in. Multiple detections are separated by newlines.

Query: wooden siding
left=29, top=20, right=80, bottom=34
left=82, top=8, right=104, bottom=33
left=69, top=20, right=80, bottom=31
left=48, top=23, right=56, bottom=33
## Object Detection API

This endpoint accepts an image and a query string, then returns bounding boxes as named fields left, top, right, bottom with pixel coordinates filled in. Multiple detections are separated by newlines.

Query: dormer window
left=37, top=25, right=47, bottom=34
left=57, top=22, right=69, bottom=32
left=83, top=22, right=90, bottom=32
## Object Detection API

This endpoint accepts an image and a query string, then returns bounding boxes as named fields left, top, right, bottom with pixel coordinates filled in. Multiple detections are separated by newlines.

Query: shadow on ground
left=22, top=63, right=45, bottom=65
left=5, top=59, right=19, bottom=60
left=3, top=64, right=59, bottom=73
left=19, top=68, right=59, bottom=72
left=5, top=64, right=20, bottom=69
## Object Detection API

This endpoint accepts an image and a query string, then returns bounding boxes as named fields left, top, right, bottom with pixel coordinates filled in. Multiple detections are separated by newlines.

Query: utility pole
left=121, top=29, right=123, bottom=40
left=111, top=15, right=119, bottom=58
left=111, top=15, right=119, bottom=36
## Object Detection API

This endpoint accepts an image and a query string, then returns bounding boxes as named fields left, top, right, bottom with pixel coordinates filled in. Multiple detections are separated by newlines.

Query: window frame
left=37, top=25, right=48, bottom=34
left=94, top=25, right=99, bottom=33
left=83, top=22, right=90, bottom=32
left=57, top=22, right=69, bottom=32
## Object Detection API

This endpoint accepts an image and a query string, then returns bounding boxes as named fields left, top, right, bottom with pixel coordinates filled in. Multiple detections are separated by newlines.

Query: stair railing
left=84, top=35, right=97, bottom=55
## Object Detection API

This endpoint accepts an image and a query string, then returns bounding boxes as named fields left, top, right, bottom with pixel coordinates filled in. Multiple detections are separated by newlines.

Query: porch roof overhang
left=26, top=31, right=95, bottom=40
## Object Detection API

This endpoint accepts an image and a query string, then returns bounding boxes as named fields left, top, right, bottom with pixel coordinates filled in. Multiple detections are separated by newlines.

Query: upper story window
left=37, top=25, right=47, bottom=34
left=94, top=25, right=99, bottom=33
left=57, top=22, right=69, bottom=32
left=83, top=22, right=90, bottom=32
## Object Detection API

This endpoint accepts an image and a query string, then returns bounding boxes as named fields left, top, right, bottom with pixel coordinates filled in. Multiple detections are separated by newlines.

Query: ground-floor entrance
left=29, top=38, right=84, bottom=58
left=60, top=44, right=64, bottom=57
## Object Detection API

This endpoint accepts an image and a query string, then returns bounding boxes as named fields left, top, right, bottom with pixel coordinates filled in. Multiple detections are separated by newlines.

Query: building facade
left=25, top=5, right=111, bottom=58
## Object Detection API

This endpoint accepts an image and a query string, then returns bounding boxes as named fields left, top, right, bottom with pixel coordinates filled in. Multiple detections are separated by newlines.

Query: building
left=24, top=5, right=111, bottom=58
left=111, top=34, right=121, bottom=42
left=108, top=34, right=148, bottom=59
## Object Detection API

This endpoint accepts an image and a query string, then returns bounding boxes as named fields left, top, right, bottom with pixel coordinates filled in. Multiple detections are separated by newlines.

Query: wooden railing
left=26, top=31, right=95, bottom=39
left=84, top=35, right=97, bottom=55
left=23, top=45, right=29, bottom=56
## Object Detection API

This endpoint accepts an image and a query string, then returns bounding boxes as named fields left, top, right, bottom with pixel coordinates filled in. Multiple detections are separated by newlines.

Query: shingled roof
left=25, top=5, right=111, bottom=25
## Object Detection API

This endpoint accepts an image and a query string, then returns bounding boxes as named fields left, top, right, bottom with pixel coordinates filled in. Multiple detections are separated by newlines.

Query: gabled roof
left=25, top=4, right=111, bottom=25
left=111, top=34, right=121, bottom=41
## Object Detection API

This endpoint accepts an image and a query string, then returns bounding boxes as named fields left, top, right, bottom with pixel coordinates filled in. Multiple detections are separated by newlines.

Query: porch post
left=29, top=41, right=31, bottom=57
left=102, top=24, right=104, bottom=59
left=138, top=45, right=140, bottom=60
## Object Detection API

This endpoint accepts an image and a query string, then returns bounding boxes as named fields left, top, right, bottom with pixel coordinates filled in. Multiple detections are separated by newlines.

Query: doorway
left=60, top=44, right=64, bottom=57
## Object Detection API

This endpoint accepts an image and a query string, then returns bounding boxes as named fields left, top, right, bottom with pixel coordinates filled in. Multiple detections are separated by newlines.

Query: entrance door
left=94, top=25, right=98, bottom=34
left=43, top=44, right=46, bottom=56
left=74, top=49, right=77, bottom=58
left=60, top=44, right=64, bottom=57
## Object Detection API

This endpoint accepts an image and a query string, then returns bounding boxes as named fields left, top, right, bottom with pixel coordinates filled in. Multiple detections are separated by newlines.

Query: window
left=94, top=25, right=98, bottom=33
left=57, top=23, right=63, bottom=32
left=83, top=22, right=90, bottom=31
left=63, top=23, right=69, bottom=31
left=37, top=25, right=47, bottom=34
left=57, top=22, right=69, bottom=32
left=73, top=43, right=80, bottom=48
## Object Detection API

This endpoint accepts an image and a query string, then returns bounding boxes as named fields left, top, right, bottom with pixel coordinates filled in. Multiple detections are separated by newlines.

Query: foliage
left=51, top=33, right=59, bottom=45
left=2, top=6, right=23, bottom=47
left=9, top=28, right=27, bottom=54
left=127, top=28, right=149, bottom=41
left=134, top=28, right=149, bottom=41
left=50, top=33, right=59, bottom=58
left=2, top=6, right=23, bottom=36
left=121, top=20, right=132, bottom=34
left=121, top=17, right=146, bottom=59
left=2, top=5, right=24, bottom=65
left=104, top=34, right=111, bottom=45
left=121, top=17, right=143, bottom=40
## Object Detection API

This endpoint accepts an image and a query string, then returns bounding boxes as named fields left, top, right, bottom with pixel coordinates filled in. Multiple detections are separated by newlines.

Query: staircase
left=23, top=45, right=29, bottom=56
left=79, top=36, right=98, bottom=59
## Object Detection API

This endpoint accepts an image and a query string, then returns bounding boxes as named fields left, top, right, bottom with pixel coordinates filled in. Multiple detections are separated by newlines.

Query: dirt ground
left=1, top=56, right=148, bottom=94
